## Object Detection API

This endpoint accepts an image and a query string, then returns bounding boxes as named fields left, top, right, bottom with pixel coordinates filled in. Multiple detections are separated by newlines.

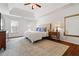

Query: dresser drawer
left=0, top=31, right=6, bottom=50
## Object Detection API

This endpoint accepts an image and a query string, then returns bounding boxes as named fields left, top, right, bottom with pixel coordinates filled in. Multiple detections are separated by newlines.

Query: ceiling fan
left=24, top=3, right=41, bottom=9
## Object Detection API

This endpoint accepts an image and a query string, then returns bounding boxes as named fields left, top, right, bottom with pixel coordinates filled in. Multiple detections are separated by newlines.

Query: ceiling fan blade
left=32, top=5, right=34, bottom=9
left=24, top=3, right=31, bottom=5
left=35, top=4, right=41, bottom=8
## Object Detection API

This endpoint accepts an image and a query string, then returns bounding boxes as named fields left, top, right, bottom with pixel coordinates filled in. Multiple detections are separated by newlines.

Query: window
left=11, top=20, right=19, bottom=33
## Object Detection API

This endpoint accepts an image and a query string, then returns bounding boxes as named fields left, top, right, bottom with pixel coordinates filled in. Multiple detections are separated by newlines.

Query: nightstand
left=48, top=32, right=60, bottom=40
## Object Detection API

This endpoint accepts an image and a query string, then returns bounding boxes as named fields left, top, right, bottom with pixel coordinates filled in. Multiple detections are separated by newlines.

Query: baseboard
left=8, top=36, right=23, bottom=39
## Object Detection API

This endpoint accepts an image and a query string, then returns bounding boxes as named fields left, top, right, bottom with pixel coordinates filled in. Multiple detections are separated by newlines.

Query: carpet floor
left=0, top=37, right=69, bottom=56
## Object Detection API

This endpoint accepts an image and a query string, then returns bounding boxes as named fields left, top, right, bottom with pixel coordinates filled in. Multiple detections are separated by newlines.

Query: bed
left=24, top=31, right=48, bottom=43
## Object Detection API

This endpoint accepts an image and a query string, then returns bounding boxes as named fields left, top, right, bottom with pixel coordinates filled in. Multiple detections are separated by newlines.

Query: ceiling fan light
left=32, top=4, right=37, bottom=8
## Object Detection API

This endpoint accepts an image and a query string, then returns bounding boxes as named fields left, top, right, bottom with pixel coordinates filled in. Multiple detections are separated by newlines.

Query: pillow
left=36, top=27, right=46, bottom=32
left=36, top=27, right=41, bottom=32
left=36, top=27, right=39, bottom=31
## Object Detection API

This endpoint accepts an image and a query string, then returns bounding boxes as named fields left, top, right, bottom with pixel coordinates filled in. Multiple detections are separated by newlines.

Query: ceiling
left=4, top=3, right=70, bottom=18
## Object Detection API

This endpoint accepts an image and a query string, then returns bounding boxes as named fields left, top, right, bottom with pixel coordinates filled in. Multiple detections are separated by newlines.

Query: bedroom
left=0, top=3, right=79, bottom=56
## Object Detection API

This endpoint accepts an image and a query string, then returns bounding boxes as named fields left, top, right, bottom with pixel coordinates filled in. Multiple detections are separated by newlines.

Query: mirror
left=64, top=14, right=79, bottom=37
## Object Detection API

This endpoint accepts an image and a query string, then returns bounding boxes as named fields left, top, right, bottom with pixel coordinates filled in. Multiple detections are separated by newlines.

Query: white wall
left=2, top=14, right=36, bottom=37
left=36, top=3, right=79, bottom=45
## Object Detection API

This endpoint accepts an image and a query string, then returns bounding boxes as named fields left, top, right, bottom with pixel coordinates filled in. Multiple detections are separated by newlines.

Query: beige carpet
left=0, top=37, right=69, bottom=56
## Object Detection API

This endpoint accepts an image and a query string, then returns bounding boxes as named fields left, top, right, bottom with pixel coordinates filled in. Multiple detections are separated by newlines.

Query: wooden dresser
left=0, top=31, right=6, bottom=50
left=49, top=31, right=60, bottom=40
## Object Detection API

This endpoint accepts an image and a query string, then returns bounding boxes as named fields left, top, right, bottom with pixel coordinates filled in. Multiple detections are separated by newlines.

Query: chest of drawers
left=49, top=32, right=60, bottom=40
left=0, top=31, right=6, bottom=50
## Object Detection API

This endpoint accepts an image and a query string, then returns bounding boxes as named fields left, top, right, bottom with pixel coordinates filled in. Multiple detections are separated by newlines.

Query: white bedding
left=24, top=31, right=48, bottom=43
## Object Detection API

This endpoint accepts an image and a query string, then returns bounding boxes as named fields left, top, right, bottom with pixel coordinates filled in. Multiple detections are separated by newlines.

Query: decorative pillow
left=36, top=27, right=39, bottom=31
left=36, top=27, right=46, bottom=32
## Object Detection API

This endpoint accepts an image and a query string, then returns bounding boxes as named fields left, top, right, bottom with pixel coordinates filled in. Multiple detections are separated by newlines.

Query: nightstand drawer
left=49, top=32, right=58, bottom=35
